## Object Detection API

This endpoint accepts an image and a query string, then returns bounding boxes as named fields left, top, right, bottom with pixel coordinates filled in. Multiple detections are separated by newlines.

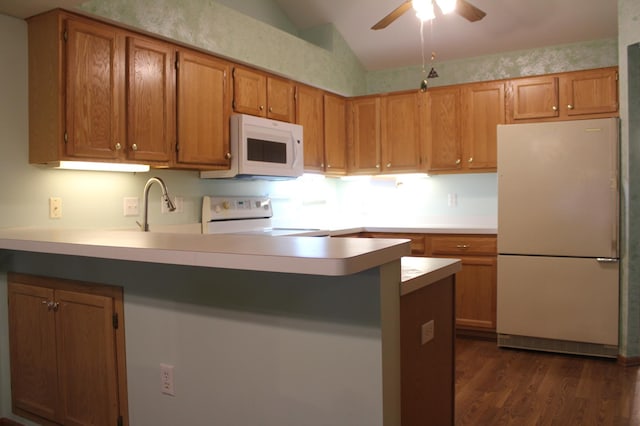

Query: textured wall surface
left=618, top=0, right=640, bottom=359
left=79, top=0, right=366, bottom=96
left=366, top=38, right=618, bottom=94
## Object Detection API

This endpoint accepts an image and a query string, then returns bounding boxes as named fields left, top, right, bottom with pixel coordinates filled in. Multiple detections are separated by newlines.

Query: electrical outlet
left=421, top=320, right=434, bottom=345
left=123, top=197, right=139, bottom=217
left=447, top=193, right=458, bottom=207
left=49, top=197, right=62, bottom=219
left=160, top=363, right=175, bottom=396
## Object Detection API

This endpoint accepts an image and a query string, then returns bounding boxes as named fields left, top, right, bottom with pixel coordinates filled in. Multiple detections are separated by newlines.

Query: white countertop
left=0, top=228, right=412, bottom=276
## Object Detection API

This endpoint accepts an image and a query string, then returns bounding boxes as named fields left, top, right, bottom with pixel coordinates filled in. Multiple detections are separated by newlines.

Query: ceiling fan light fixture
left=413, top=0, right=435, bottom=21
left=435, top=0, right=457, bottom=14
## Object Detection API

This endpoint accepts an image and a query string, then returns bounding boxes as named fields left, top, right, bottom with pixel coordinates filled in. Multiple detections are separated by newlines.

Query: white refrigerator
left=496, top=118, right=619, bottom=358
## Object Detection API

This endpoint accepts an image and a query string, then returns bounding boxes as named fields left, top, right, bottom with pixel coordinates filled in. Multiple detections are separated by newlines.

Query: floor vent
left=497, top=334, right=618, bottom=358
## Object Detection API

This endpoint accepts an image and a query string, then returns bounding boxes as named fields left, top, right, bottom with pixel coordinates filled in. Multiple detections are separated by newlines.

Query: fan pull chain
left=420, top=20, right=428, bottom=92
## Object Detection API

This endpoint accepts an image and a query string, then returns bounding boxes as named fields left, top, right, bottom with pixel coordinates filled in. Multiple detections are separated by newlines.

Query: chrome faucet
left=139, top=177, right=176, bottom=232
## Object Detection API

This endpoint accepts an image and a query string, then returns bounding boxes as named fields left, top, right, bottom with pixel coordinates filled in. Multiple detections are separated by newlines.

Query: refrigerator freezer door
left=497, top=255, right=619, bottom=346
left=497, top=118, right=619, bottom=258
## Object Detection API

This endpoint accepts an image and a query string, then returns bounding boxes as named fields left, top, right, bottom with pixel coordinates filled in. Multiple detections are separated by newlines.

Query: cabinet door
left=562, top=68, right=618, bottom=117
left=8, top=283, right=61, bottom=423
left=297, top=85, right=325, bottom=171
left=232, top=67, right=267, bottom=117
left=176, top=49, right=231, bottom=168
left=56, top=290, right=119, bottom=426
left=461, top=81, right=505, bottom=170
left=126, top=36, right=174, bottom=164
left=425, top=87, right=462, bottom=172
left=508, top=76, right=559, bottom=121
left=324, top=93, right=347, bottom=174
left=454, top=256, right=497, bottom=330
left=348, top=97, right=381, bottom=174
left=65, top=17, right=124, bottom=160
left=267, top=76, right=295, bottom=122
left=381, top=91, right=422, bottom=173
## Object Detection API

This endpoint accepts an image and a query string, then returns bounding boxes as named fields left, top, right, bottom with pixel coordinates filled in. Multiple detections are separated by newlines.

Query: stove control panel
left=202, top=196, right=273, bottom=223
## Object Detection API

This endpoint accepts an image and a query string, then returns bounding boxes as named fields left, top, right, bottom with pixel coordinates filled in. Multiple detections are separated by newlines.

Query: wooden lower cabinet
left=353, top=231, right=497, bottom=333
left=7, top=273, right=128, bottom=426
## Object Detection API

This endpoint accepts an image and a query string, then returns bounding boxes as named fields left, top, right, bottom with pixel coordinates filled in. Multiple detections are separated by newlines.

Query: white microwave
left=200, top=114, right=304, bottom=179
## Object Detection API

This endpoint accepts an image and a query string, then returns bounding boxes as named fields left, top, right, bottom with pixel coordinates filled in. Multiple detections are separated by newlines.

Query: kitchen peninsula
left=0, top=228, right=460, bottom=426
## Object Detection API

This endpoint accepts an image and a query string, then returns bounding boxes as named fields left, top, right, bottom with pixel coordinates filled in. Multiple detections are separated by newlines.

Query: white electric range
left=201, top=196, right=329, bottom=237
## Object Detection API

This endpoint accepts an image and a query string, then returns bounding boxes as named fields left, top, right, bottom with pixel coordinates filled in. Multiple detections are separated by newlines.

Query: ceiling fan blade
left=456, top=0, right=486, bottom=22
left=371, top=1, right=414, bottom=30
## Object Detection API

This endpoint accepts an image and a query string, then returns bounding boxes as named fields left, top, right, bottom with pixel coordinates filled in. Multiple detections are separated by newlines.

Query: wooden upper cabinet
left=65, top=16, right=125, bottom=160
left=424, top=86, right=462, bottom=172
left=126, top=36, right=175, bottom=164
left=347, top=96, right=381, bottom=174
left=380, top=91, right=423, bottom=173
left=267, top=76, right=296, bottom=122
left=233, top=67, right=295, bottom=122
left=323, top=93, right=347, bottom=175
left=508, top=76, right=559, bottom=121
left=562, top=67, right=618, bottom=117
left=28, top=10, right=173, bottom=167
left=461, top=81, right=505, bottom=171
left=296, top=85, right=325, bottom=171
left=175, top=48, right=231, bottom=169
left=507, top=67, right=618, bottom=123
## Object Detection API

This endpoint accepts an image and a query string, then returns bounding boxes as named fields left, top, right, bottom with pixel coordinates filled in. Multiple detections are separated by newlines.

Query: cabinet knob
left=132, top=143, right=138, bottom=151
left=225, top=152, right=231, bottom=160
left=552, top=106, right=558, bottom=111
left=386, top=162, right=391, bottom=168
left=567, top=104, right=574, bottom=110
left=325, top=164, right=330, bottom=168
left=268, top=107, right=273, bottom=113
left=456, top=244, right=470, bottom=249
left=259, top=105, right=264, bottom=111
left=375, top=164, right=380, bottom=169
left=468, top=157, right=473, bottom=163
left=115, top=142, right=122, bottom=151
left=455, top=159, right=461, bottom=165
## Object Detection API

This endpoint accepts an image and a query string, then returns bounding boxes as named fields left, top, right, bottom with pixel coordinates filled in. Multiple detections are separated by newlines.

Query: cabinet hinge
left=63, top=29, right=68, bottom=42
left=64, top=132, right=68, bottom=144
left=616, top=72, right=619, bottom=81
left=232, top=99, right=236, bottom=109
left=112, top=313, right=118, bottom=329
left=117, top=415, right=123, bottom=426
left=175, top=58, right=179, bottom=70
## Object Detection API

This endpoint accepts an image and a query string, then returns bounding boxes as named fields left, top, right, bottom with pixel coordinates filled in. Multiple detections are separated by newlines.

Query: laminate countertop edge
left=400, top=257, right=462, bottom=296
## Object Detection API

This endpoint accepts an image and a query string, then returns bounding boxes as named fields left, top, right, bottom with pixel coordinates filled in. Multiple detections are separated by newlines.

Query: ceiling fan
left=371, top=0, right=486, bottom=30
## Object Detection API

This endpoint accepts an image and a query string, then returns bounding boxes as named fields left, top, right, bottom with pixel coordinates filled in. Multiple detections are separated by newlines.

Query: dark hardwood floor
left=455, top=337, right=640, bottom=425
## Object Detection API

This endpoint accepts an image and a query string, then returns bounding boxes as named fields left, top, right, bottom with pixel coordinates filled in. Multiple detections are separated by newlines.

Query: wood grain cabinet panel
left=347, top=96, right=381, bottom=174
left=126, top=36, right=175, bottom=163
left=507, top=67, right=618, bottom=123
left=296, top=84, right=325, bottom=171
left=28, top=10, right=174, bottom=167
left=8, top=273, right=128, bottom=426
left=323, top=93, right=348, bottom=175
left=461, top=81, right=505, bottom=171
left=175, top=49, right=231, bottom=169
left=430, top=234, right=497, bottom=331
left=380, top=91, right=423, bottom=173
left=424, top=87, right=462, bottom=172
left=64, top=16, right=124, bottom=160
left=233, top=66, right=295, bottom=123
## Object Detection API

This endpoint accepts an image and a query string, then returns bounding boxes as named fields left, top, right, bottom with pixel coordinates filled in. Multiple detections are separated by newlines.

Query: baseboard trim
left=0, top=418, right=25, bottom=426
left=618, top=355, right=640, bottom=367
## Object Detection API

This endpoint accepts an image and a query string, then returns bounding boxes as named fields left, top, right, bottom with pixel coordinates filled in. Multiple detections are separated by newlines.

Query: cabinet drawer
left=363, top=232, right=426, bottom=255
left=431, top=235, right=496, bottom=256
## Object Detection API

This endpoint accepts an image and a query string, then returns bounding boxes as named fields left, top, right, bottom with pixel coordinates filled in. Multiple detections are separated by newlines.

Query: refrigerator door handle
left=596, top=257, right=619, bottom=263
